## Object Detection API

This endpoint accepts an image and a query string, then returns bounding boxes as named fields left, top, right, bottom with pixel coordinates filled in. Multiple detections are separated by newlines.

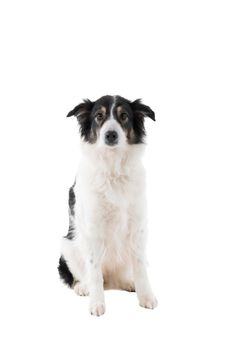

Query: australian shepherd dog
left=58, top=95, right=158, bottom=316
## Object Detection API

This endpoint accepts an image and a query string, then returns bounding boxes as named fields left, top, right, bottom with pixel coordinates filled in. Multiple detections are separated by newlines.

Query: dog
left=58, top=95, right=158, bottom=316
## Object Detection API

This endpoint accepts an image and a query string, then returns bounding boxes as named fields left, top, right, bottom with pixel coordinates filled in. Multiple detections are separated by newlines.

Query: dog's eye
left=120, top=113, right=128, bottom=121
left=96, top=113, right=103, bottom=121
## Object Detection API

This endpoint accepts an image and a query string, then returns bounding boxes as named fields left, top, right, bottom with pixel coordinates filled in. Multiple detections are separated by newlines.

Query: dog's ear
left=67, top=99, right=94, bottom=140
left=131, top=99, right=155, bottom=121
left=67, top=99, right=94, bottom=119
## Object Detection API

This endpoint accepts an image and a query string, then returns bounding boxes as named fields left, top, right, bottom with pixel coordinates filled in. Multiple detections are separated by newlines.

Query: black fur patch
left=58, top=255, right=74, bottom=287
left=67, top=99, right=94, bottom=142
left=66, top=182, right=76, bottom=240
left=68, top=185, right=75, bottom=216
left=66, top=225, right=75, bottom=240
left=67, top=95, right=155, bottom=144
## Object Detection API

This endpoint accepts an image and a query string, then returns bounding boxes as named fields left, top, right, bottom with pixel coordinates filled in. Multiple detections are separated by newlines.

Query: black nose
left=105, top=130, right=118, bottom=145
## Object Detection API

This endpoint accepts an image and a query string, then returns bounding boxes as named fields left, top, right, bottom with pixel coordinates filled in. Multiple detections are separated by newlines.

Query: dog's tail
left=58, top=255, right=74, bottom=287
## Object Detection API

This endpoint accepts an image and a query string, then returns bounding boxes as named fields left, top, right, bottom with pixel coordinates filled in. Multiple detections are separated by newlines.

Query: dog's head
left=67, top=95, right=155, bottom=147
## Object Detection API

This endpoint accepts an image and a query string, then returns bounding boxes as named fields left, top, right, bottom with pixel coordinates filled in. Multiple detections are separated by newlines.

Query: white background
left=0, top=0, right=233, bottom=349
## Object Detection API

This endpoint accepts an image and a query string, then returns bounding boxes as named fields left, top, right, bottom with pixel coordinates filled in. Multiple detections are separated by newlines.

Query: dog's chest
left=102, top=172, right=133, bottom=205
left=101, top=201, right=131, bottom=265
left=97, top=173, right=132, bottom=228
left=77, top=156, right=144, bottom=265
left=78, top=154, right=143, bottom=225
left=96, top=174, right=133, bottom=257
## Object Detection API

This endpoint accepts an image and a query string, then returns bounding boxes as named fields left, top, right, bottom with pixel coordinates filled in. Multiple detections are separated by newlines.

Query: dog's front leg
left=85, top=234, right=105, bottom=316
left=131, top=228, right=158, bottom=309
left=132, top=256, right=158, bottom=309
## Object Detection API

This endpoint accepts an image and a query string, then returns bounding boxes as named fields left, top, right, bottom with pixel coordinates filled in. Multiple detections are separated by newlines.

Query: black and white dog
left=58, top=95, right=157, bottom=316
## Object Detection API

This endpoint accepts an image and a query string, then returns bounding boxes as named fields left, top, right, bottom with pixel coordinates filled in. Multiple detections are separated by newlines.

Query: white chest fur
left=74, top=143, right=147, bottom=268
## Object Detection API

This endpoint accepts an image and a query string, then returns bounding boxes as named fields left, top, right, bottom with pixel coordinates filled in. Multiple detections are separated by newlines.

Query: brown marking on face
left=127, top=127, right=136, bottom=144
left=100, top=106, right=106, bottom=115
left=116, top=106, right=123, bottom=116
left=89, top=128, right=97, bottom=143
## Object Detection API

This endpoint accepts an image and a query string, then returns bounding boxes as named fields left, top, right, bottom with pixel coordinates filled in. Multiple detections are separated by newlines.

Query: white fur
left=61, top=140, right=157, bottom=316
left=110, top=95, right=116, bottom=118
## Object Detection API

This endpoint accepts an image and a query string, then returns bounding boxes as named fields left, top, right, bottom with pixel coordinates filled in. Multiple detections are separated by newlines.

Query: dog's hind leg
left=59, top=236, right=88, bottom=293
left=58, top=181, right=88, bottom=294
left=58, top=254, right=74, bottom=287
left=59, top=239, right=90, bottom=296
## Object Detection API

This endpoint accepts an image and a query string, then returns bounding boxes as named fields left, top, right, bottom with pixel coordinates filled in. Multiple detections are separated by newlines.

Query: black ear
left=66, top=99, right=94, bottom=118
left=67, top=99, right=94, bottom=140
left=131, top=99, right=155, bottom=121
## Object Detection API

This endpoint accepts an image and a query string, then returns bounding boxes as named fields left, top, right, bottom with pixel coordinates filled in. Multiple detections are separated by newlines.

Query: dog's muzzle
left=104, top=130, right=118, bottom=146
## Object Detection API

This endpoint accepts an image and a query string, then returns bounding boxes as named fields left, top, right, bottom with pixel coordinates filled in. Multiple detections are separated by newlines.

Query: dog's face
left=67, top=95, right=155, bottom=147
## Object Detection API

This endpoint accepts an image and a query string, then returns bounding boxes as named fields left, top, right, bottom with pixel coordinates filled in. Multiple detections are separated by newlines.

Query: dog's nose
left=105, top=130, right=118, bottom=145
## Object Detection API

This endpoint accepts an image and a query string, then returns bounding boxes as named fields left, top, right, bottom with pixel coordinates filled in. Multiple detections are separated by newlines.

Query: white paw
left=89, top=302, right=106, bottom=317
left=74, top=282, right=89, bottom=296
left=139, top=294, right=158, bottom=309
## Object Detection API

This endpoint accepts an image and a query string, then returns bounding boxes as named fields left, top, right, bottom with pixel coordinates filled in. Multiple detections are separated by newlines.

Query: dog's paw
left=74, top=282, right=89, bottom=296
left=138, top=294, right=158, bottom=309
left=89, top=302, right=106, bottom=317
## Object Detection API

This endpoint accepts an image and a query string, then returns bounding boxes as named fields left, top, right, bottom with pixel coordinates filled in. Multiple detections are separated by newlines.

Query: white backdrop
left=1, top=0, right=233, bottom=349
